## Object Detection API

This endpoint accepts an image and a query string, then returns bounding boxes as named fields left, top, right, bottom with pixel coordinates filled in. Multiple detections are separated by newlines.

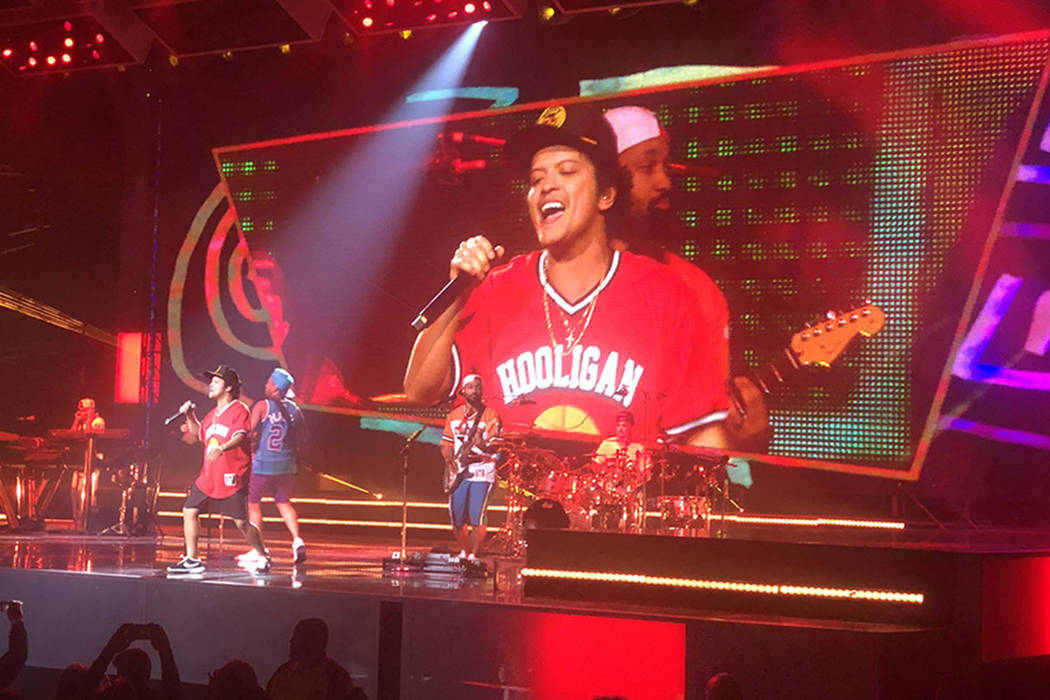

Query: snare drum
left=549, top=469, right=597, bottom=501
left=656, top=495, right=709, bottom=530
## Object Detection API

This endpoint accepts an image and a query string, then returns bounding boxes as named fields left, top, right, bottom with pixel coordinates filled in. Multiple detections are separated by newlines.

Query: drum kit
left=488, top=428, right=734, bottom=556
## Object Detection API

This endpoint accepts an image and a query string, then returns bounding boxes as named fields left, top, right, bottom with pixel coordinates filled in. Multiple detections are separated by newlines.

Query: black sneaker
left=167, top=556, right=204, bottom=574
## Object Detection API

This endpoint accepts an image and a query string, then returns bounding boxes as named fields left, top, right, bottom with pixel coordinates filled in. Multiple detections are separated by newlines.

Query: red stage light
left=45, top=55, right=56, bottom=65
left=64, top=38, right=74, bottom=48
left=61, top=54, right=71, bottom=63
left=92, top=50, right=100, bottom=60
left=95, top=33, right=105, bottom=44
left=1, top=49, right=11, bottom=58
left=340, top=0, right=521, bottom=34
left=63, top=21, right=72, bottom=31
left=115, top=333, right=144, bottom=404
left=28, top=41, right=37, bottom=51
left=27, top=57, right=36, bottom=66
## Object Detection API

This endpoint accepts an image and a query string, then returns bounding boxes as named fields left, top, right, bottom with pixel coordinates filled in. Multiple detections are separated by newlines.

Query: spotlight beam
left=272, top=24, right=486, bottom=368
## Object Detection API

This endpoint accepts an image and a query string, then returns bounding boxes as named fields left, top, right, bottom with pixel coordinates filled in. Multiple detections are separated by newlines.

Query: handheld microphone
left=410, top=274, right=473, bottom=331
left=164, top=403, right=195, bottom=427
left=404, top=427, right=426, bottom=443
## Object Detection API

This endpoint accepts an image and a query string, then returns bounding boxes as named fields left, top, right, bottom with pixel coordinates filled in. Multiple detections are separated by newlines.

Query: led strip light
left=521, top=567, right=924, bottom=604
left=711, top=514, right=906, bottom=530
left=158, top=493, right=902, bottom=527
left=155, top=511, right=453, bottom=530
left=157, top=492, right=508, bottom=512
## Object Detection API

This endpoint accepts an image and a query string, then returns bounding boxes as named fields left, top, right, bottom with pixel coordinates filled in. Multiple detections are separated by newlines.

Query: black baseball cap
left=199, top=364, right=241, bottom=390
left=504, top=103, right=619, bottom=181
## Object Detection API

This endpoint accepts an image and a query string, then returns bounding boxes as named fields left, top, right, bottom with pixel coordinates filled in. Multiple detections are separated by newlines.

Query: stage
left=0, top=522, right=1048, bottom=699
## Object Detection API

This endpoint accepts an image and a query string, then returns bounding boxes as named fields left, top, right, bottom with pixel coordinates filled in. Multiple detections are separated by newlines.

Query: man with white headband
left=603, top=105, right=769, bottom=450
left=441, top=374, right=501, bottom=560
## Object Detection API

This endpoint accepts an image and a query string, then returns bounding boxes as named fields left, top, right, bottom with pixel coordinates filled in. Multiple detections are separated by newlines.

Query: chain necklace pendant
left=541, top=253, right=601, bottom=357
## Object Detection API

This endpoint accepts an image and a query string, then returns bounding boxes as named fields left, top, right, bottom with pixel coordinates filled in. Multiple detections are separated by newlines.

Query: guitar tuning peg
left=826, top=310, right=836, bottom=319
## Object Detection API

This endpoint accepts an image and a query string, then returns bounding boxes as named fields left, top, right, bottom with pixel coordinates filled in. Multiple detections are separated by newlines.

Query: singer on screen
left=404, top=104, right=730, bottom=446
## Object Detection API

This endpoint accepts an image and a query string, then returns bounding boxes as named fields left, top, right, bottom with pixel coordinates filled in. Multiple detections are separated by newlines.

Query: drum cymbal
left=500, top=423, right=600, bottom=448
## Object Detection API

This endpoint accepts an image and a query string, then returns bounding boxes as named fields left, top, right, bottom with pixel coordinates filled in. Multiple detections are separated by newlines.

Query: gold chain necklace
left=541, top=255, right=600, bottom=356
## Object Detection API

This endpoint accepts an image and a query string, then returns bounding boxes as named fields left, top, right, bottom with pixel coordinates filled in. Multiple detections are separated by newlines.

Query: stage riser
left=524, top=530, right=974, bottom=626
left=398, top=600, right=949, bottom=700
left=0, top=567, right=954, bottom=700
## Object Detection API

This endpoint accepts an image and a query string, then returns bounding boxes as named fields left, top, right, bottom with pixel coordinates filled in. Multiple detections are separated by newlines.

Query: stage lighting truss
left=0, top=15, right=140, bottom=74
left=551, top=0, right=683, bottom=14
left=332, top=0, right=525, bottom=36
left=131, top=0, right=330, bottom=58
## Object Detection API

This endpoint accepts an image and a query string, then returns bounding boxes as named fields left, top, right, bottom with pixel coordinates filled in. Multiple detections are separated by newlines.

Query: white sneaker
left=251, top=555, right=272, bottom=575
left=292, top=538, right=306, bottom=564
left=236, top=549, right=259, bottom=563
left=237, top=549, right=270, bottom=570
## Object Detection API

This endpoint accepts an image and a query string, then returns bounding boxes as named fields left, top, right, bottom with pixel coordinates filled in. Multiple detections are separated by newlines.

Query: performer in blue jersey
left=240, top=368, right=309, bottom=567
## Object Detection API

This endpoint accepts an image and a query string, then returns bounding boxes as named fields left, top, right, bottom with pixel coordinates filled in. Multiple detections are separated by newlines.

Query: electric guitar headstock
left=788, top=302, right=885, bottom=368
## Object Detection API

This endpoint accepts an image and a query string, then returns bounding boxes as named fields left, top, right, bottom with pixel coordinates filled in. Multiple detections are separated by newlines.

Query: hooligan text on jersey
left=493, top=344, right=645, bottom=407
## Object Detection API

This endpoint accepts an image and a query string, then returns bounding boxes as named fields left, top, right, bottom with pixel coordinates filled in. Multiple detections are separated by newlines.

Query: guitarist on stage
left=441, top=374, right=502, bottom=561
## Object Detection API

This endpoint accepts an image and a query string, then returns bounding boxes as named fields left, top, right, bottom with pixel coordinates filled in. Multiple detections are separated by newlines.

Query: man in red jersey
left=405, top=104, right=730, bottom=447
left=167, top=365, right=270, bottom=575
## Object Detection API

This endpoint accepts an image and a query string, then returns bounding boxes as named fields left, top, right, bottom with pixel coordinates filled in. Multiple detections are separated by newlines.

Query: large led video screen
left=168, top=33, right=1050, bottom=477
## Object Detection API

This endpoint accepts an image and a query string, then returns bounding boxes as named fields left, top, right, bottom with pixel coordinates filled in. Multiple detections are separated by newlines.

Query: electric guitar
left=445, top=413, right=491, bottom=493
left=744, top=302, right=885, bottom=397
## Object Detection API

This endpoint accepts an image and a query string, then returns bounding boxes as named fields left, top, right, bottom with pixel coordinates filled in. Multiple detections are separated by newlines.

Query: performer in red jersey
left=405, top=104, right=730, bottom=446
left=167, top=365, right=270, bottom=575
left=602, top=104, right=769, bottom=450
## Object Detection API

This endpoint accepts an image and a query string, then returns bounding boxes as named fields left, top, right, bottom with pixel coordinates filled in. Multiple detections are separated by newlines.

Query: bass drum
left=523, top=498, right=591, bottom=531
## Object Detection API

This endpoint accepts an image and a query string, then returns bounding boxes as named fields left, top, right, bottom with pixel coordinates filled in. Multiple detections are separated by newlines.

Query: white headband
left=603, top=106, right=662, bottom=155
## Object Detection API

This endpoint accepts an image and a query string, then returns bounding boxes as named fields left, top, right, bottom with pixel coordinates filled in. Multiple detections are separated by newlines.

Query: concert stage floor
left=0, top=525, right=1047, bottom=699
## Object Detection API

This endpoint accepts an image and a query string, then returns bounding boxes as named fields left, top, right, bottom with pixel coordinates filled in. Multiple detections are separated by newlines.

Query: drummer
left=592, top=410, right=650, bottom=481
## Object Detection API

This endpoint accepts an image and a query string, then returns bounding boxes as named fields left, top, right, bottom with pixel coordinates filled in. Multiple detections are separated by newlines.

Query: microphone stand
left=398, top=429, right=424, bottom=560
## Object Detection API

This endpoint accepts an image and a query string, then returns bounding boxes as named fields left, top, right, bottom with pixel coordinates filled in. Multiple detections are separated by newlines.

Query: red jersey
left=195, top=399, right=251, bottom=498
left=664, top=250, right=730, bottom=395
left=451, top=249, right=729, bottom=439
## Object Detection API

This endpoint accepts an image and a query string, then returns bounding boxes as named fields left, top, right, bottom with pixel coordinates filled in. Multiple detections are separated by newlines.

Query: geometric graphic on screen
left=662, top=40, right=1050, bottom=467
left=936, top=78, right=1050, bottom=456
left=203, top=33, right=1050, bottom=477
